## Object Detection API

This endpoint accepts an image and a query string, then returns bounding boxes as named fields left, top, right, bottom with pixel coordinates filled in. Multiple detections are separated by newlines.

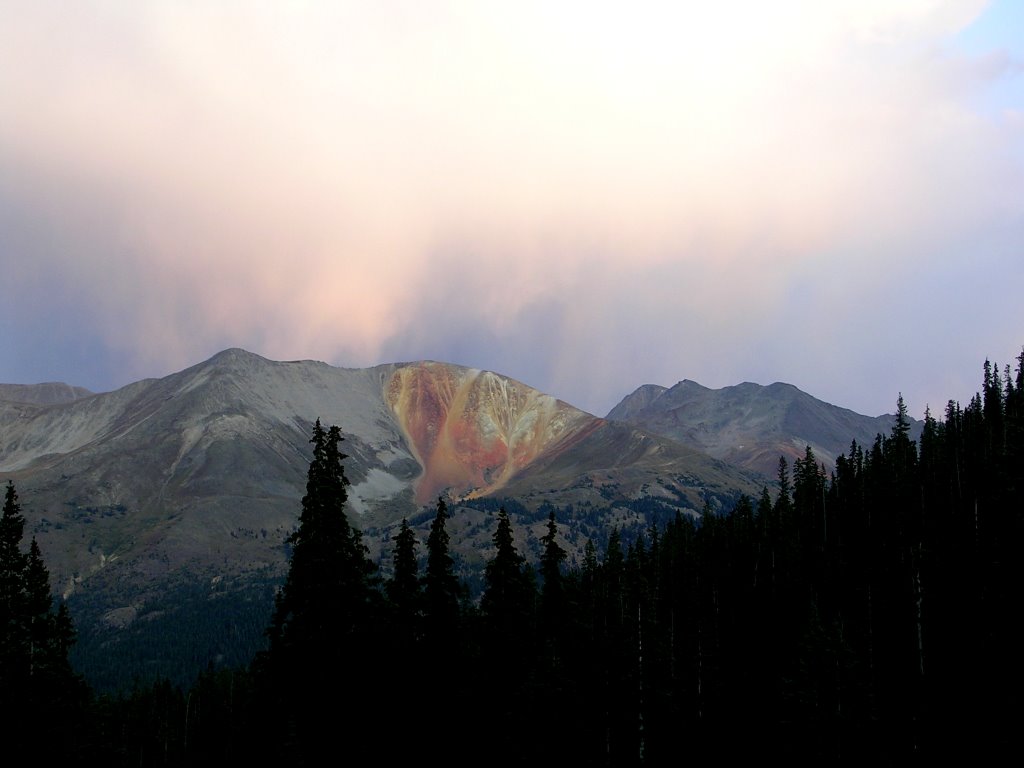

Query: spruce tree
left=255, top=419, right=381, bottom=763
left=540, top=512, right=567, bottom=626
left=380, top=516, right=424, bottom=761
left=0, top=482, right=86, bottom=760
left=417, top=496, right=471, bottom=762
left=25, top=538, right=57, bottom=677
left=539, top=510, right=568, bottom=666
left=423, top=496, right=460, bottom=642
left=266, top=420, right=377, bottom=653
left=478, top=507, right=538, bottom=760
left=0, top=481, right=28, bottom=687
left=386, top=518, right=421, bottom=629
left=480, top=506, right=533, bottom=635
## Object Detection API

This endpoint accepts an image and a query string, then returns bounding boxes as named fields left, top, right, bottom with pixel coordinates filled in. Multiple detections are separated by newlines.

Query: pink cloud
left=1, top=1, right=1020, bottom=417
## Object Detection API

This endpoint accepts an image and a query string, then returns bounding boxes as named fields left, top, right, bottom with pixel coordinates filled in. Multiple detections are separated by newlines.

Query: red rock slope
left=385, top=362, right=598, bottom=504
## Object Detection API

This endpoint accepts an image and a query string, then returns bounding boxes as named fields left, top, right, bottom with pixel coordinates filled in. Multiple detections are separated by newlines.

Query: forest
left=2, top=353, right=1021, bottom=765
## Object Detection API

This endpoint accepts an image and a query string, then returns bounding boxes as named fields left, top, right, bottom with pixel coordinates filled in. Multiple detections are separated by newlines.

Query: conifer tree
left=539, top=510, right=568, bottom=663
left=0, top=482, right=86, bottom=760
left=423, top=496, right=460, bottom=641
left=417, top=496, right=472, bottom=762
left=25, top=538, right=57, bottom=676
left=889, top=392, right=918, bottom=484
left=583, top=538, right=599, bottom=583
left=475, top=507, right=538, bottom=760
left=775, top=456, right=793, bottom=524
left=0, top=481, right=28, bottom=686
left=387, top=518, right=421, bottom=623
left=480, top=506, right=533, bottom=634
left=385, top=517, right=422, bottom=670
left=540, top=511, right=567, bottom=609
left=255, top=419, right=380, bottom=763
left=380, top=516, right=425, bottom=761
left=266, top=421, right=378, bottom=651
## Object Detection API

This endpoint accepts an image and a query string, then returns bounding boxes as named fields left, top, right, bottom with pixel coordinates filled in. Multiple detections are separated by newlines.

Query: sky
left=1, top=1, right=1022, bottom=420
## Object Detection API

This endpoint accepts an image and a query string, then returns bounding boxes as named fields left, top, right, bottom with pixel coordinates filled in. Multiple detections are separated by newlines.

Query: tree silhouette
left=254, top=419, right=381, bottom=764
left=0, top=482, right=86, bottom=760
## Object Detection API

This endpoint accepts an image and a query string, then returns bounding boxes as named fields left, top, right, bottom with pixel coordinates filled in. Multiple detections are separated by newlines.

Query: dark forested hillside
left=5, top=351, right=1022, bottom=764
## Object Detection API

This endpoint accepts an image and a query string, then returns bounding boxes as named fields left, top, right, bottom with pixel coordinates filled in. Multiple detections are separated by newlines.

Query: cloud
left=1, top=1, right=1021, bottom=417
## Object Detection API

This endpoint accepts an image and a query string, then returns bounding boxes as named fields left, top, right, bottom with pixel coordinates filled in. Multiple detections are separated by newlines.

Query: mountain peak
left=608, top=377, right=919, bottom=477
left=605, top=383, right=667, bottom=421
left=203, top=347, right=268, bottom=366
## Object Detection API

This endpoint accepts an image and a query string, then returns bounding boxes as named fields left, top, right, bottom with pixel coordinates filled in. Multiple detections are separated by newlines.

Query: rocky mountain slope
left=1, top=350, right=762, bottom=590
left=1, top=349, right=767, bottom=688
left=607, top=378, right=922, bottom=477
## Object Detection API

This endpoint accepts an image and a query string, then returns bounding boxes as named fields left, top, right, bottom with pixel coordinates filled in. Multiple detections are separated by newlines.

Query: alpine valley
left=0, top=348, right=916, bottom=690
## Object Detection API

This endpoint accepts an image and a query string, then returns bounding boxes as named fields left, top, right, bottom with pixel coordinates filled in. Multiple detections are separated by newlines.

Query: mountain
left=0, top=348, right=764, bottom=690
left=0, top=382, right=94, bottom=405
left=1, top=351, right=762, bottom=585
left=607, top=378, right=922, bottom=477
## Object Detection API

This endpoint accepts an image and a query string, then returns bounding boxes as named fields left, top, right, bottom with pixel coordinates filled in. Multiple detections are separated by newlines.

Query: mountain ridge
left=0, top=348, right=763, bottom=592
left=607, top=376, right=921, bottom=477
left=0, top=347, right=917, bottom=689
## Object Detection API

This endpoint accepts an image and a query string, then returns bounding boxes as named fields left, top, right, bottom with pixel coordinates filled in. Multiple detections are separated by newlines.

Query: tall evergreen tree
left=0, top=480, right=28, bottom=688
left=265, top=420, right=378, bottom=655
left=24, top=538, right=58, bottom=676
left=422, top=496, right=460, bottom=643
left=476, top=507, right=538, bottom=761
left=387, top=520, right=420, bottom=608
left=254, top=419, right=381, bottom=764
left=480, top=506, right=533, bottom=635
left=539, top=509, right=568, bottom=663
left=386, top=518, right=422, bottom=647
left=380, top=516, right=425, bottom=762
left=775, top=455, right=794, bottom=525
left=0, top=482, right=86, bottom=761
left=417, top=496, right=474, bottom=762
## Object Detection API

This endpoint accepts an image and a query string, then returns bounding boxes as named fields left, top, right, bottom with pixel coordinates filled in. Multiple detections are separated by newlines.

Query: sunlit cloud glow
left=1, top=1, right=1021, bottom=418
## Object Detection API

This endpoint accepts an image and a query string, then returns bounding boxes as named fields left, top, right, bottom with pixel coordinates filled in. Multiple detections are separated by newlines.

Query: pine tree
left=0, top=481, right=28, bottom=688
left=477, top=507, right=538, bottom=760
left=386, top=518, right=421, bottom=628
left=422, top=496, right=460, bottom=643
left=775, top=456, right=794, bottom=524
left=380, top=516, right=425, bottom=762
left=25, top=538, right=56, bottom=677
left=1, top=481, right=29, bottom=714
left=0, top=482, right=86, bottom=760
left=385, top=516, right=422, bottom=679
left=254, top=419, right=381, bottom=763
left=417, top=496, right=473, bottom=762
left=539, top=509, right=568, bottom=663
left=266, top=421, right=378, bottom=654
left=889, top=392, right=918, bottom=485
left=480, top=506, right=533, bottom=635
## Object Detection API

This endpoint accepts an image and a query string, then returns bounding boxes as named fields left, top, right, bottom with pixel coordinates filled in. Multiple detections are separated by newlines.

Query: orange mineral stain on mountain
left=385, top=362, right=597, bottom=504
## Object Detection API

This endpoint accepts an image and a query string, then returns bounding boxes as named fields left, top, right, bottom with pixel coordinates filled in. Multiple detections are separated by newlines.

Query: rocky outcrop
left=385, top=362, right=595, bottom=503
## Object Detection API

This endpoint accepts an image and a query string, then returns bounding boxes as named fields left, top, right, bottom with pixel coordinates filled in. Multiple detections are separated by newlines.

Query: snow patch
left=348, top=468, right=410, bottom=515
